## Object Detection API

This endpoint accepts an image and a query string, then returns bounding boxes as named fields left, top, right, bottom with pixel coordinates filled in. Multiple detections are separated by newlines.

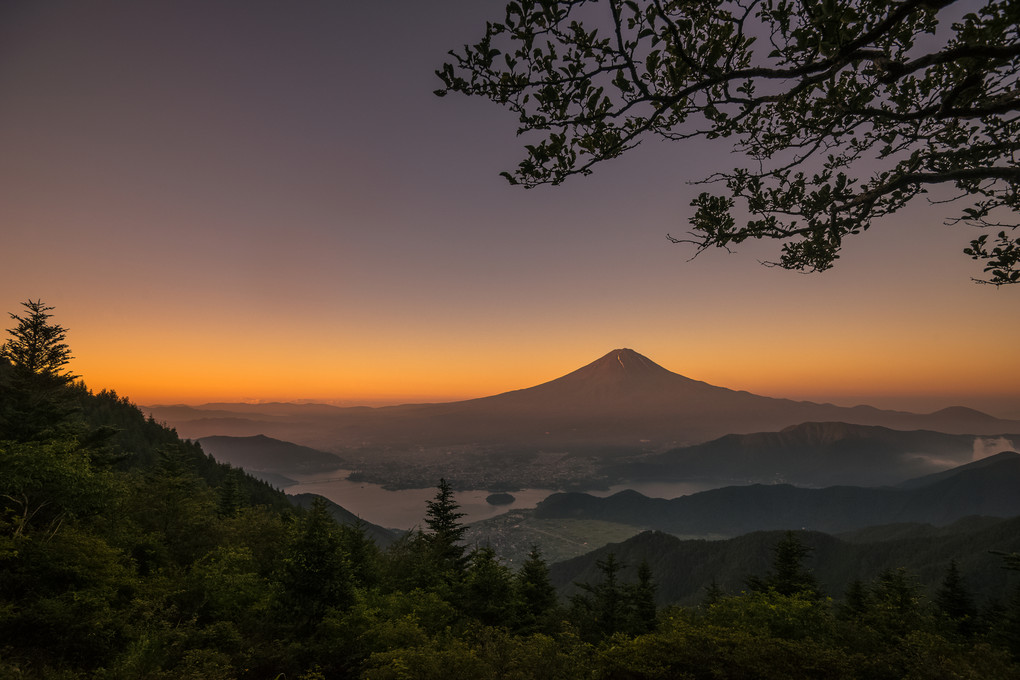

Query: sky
left=1, top=0, right=1018, bottom=418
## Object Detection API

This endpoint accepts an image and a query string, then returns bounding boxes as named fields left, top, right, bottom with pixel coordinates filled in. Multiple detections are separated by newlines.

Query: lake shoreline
left=284, top=468, right=719, bottom=531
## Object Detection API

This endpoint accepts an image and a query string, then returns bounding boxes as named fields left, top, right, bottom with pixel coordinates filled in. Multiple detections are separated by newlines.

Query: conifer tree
left=1, top=300, right=73, bottom=375
left=423, top=478, right=468, bottom=577
left=463, top=546, right=516, bottom=626
left=0, top=299, right=78, bottom=441
left=571, top=553, right=628, bottom=640
left=839, top=579, right=869, bottom=621
left=515, top=545, right=558, bottom=632
left=217, top=468, right=244, bottom=518
left=630, top=559, right=658, bottom=633
left=936, top=559, right=977, bottom=637
left=748, top=531, right=822, bottom=598
left=339, top=519, right=381, bottom=588
left=868, top=567, right=928, bottom=638
left=702, top=579, right=725, bottom=608
left=281, top=496, right=354, bottom=624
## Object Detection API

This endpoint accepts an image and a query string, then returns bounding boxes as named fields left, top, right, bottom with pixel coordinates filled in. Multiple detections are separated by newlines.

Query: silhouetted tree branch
left=437, top=0, right=1020, bottom=284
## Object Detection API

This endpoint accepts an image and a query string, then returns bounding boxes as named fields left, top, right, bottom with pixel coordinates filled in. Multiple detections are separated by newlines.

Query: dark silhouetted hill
left=197, top=434, right=346, bottom=474
left=611, top=422, right=1014, bottom=487
left=533, top=452, right=1020, bottom=536
left=895, top=449, right=1020, bottom=489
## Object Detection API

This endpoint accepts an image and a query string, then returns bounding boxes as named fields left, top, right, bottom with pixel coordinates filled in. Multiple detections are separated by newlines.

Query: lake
left=285, top=470, right=717, bottom=530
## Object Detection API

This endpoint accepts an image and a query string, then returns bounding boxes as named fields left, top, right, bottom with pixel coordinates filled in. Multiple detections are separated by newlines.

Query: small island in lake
left=485, top=492, right=515, bottom=506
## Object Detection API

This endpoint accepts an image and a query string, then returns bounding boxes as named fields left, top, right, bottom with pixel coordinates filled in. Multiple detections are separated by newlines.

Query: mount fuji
left=148, top=348, right=1020, bottom=452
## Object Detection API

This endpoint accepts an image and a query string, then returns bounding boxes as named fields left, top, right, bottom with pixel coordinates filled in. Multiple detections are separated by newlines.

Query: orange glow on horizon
left=35, top=266, right=1018, bottom=418
left=68, top=333, right=1019, bottom=417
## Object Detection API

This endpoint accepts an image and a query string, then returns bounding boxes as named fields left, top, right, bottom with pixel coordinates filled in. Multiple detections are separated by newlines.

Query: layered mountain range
left=148, top=348, right=1020, bottom=452
left=610, top=421, right=1007, bottom=487
left=539, top=455, right=1020, bottom=606
left=533, top=451, right=1020, bottom=536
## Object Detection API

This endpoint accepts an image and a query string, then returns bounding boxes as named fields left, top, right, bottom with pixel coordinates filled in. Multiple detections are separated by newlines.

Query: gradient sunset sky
left=2, top=1, right=1017, bottom=417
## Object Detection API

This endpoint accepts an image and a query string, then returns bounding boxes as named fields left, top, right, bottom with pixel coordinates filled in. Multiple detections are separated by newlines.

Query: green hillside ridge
left=549, top=516, right=1020, bottom=606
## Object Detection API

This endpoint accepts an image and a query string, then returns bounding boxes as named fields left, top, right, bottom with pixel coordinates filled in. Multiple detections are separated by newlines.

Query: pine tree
left=630, top=559, right=658, bottom=633
left=338, top=519, right=381, bottom=588
left=749, top=531, right=822, bottom=598
left=423, top=478, right=468, bottom=577
left=702, top=579, right=725, bottom=607
left=839, top=579, right=869, bottom=621
left=1, top=300, right=74, bottom=376
left=281, top=496, right=353, bottom=624
left=571, top=553, right=628, bottom=640
left=868, top=567, right=928, bottom=639
left=463, top=546, right=516, bottom=626
left=0, top=300, right=79, bottom=441
left=571, top=553, right=662, bottom=639
left=217, top=468, right=244, bottom=518
left=936, top=559, right=977, bottom=637
left=515, top=545, right=558, bottom=632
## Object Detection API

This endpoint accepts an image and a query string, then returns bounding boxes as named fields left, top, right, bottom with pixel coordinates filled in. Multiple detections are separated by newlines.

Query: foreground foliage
left=3, top=388, right=1020, bottom=678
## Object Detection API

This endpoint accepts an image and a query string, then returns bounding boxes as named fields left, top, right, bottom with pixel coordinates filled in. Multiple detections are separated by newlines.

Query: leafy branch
left=438, top=0, right=1020, bottom=284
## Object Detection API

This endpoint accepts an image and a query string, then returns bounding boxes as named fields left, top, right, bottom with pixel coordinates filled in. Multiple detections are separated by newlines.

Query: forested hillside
left=3, top=301, right=1020, bottom=679
left=550, top=518, right=1020, bottom=606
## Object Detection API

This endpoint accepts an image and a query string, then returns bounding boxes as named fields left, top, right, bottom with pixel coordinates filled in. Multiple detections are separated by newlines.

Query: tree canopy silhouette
left=437, top=0, right=1020, bottom=284
left=1, top=300, right=78, bottom=441
left=1, top=299, right=74, bottom=378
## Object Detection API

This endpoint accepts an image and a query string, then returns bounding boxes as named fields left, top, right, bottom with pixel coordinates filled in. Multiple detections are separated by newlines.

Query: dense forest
left=2, top=301, right=1020, bottom=679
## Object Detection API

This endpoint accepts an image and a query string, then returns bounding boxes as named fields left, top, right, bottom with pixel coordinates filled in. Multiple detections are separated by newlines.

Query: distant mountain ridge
left=146, top=349, right=1020, bottom=455
left=533, top=452, right=1020, bottom=536
left=197, top=434, right=346, bottom=475
left=895, top=450, right=1020, bottom=489
left=610, top=421, right=1014, bottom=487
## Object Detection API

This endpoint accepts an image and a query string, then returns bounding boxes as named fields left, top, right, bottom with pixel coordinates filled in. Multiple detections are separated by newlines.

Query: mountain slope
left=895, top=449, right=1020, bottom=489
left=326, top=349, right=1020, bottom=448
left=533, top=452, right=1020, bottom=536
left=611, top=422, right=1010, bottom=487
left=197, top=434, right=346, bottom=474
left=146, top=349, right=1020, bottom=453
